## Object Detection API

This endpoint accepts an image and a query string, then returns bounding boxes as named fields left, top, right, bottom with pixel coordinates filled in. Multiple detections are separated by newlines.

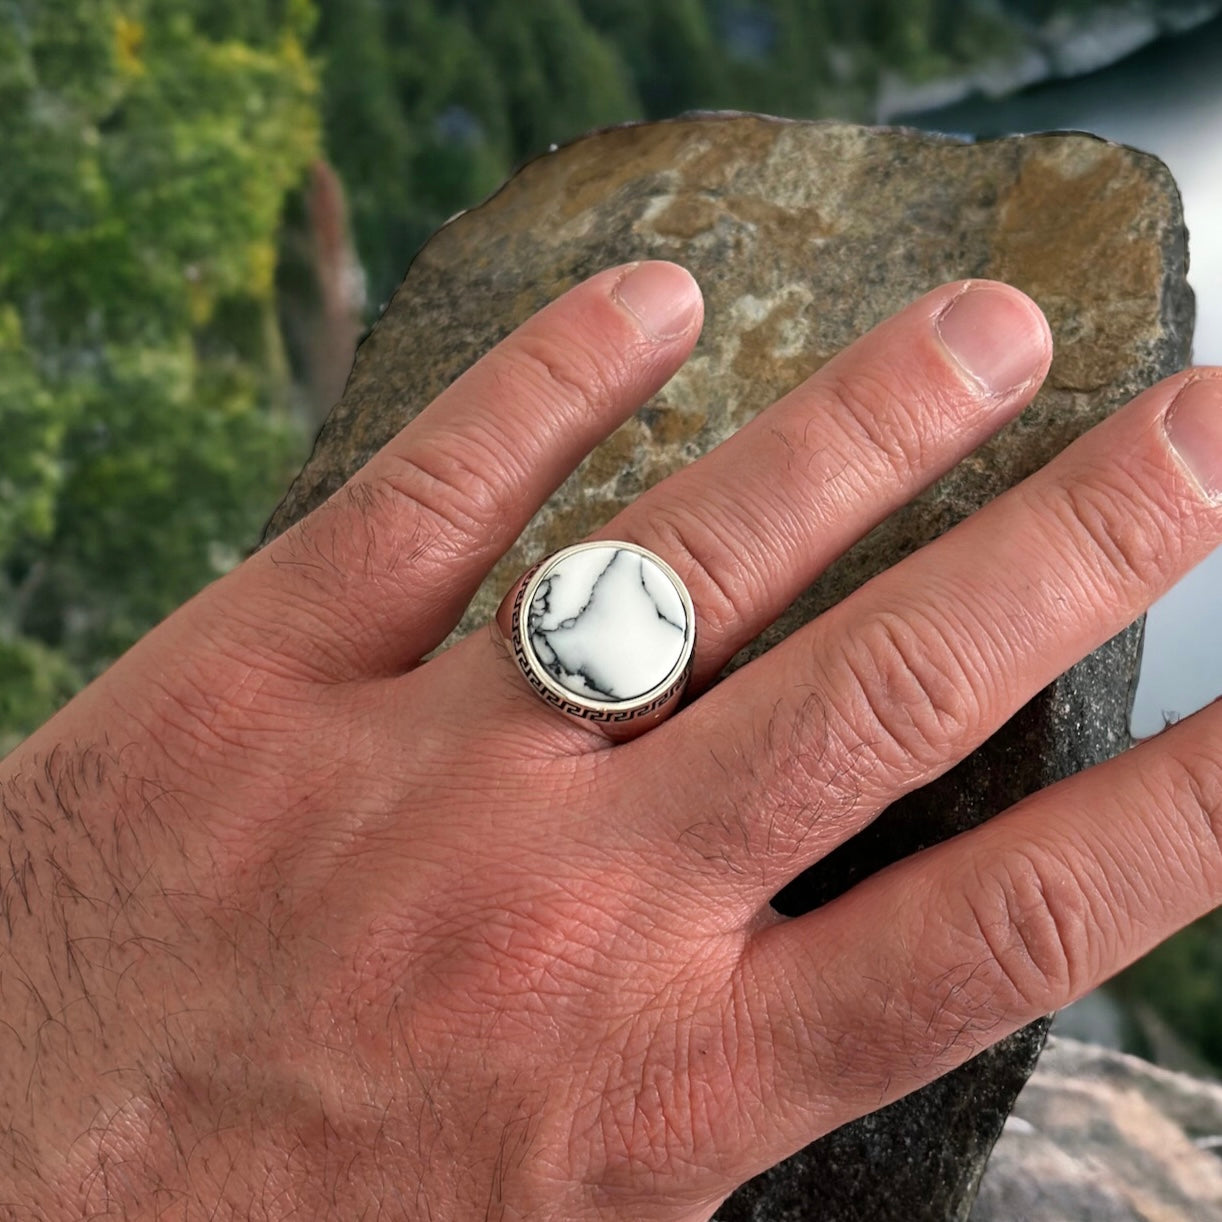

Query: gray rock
left=265, top=117, right=1193, bottom=1220
left=1051, top=990, right=1129, bottom=1051
left=716, top=1032, right=1049, bottom=1222
left=972, top=1037, right=1222, bottom=1222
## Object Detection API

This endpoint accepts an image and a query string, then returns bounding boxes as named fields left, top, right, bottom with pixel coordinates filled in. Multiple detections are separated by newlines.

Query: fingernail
left=1165, top=378, right=1222, bottom=502
left=613, top=262, right=701, bottom=341
left=936, top=286, right=1047, bottom=396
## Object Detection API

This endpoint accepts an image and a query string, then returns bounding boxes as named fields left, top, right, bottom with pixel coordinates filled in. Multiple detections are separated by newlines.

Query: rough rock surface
left=972, top=1037, right=1222, bottom=1221
left=265, top=117, right=1193, bottom=1220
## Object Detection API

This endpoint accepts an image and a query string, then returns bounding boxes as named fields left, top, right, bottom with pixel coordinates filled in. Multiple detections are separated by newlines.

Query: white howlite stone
left=527, top=545, right=690, bottom=702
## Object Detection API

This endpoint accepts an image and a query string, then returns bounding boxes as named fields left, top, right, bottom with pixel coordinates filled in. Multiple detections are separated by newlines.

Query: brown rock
left=265, top=117, right=1192, bottom=1220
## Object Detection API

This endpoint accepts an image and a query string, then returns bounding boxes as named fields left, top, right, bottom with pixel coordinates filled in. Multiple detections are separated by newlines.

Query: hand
left=2, top=263, right=1219, bottom=1221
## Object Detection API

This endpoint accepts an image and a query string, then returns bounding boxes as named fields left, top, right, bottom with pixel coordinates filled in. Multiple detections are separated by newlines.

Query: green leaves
left=1, top=1, right=317, bottom=742
left=0, top=307, right=65, bottom=556
left=0, top=0, right=1137, bottom=747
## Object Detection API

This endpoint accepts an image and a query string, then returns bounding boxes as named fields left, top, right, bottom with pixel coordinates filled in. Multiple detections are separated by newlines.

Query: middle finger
left=594, top=279, right=1051, bottom=687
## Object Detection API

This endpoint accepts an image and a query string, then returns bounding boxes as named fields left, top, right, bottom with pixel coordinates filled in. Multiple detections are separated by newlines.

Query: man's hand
left=2, top=262, right=1219, bottom=1220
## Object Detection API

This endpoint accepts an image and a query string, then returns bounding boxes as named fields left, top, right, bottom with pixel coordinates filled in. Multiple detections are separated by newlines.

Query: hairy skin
left=1, top=263, right=1219, bottom=1220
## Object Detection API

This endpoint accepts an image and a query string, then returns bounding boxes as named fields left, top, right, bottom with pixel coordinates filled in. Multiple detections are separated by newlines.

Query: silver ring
left=495, top=541, right=696, bottom=741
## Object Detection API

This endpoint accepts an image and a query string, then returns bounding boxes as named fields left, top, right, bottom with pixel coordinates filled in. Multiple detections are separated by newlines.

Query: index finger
left=236, top=262, right=703, bottom=678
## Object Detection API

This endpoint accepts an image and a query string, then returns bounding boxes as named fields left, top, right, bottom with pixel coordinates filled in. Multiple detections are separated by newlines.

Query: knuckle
left=817, top=367, right=929, bottom=483
left=750, top=691, right=869, bottom=862
left=280, top=482, right=419, bottom=588
left=643, top=504, right=758, bottom=641
left=1047, top=472, right=1171, bottom=593
left=500, top=328, right=621, bottom=419
left=1162, top=746, right=1222, bottom=882
left=268, top=500, right=354, bottom=592
left=836, top=608, right=983, bottom=772
left=949, top=850, right=1087, bottom=1021
left=376, top=433, right=504, bottom=548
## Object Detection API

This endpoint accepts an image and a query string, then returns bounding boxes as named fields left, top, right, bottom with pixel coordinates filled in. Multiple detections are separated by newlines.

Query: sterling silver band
left=495, top=541, right=696, bottom=741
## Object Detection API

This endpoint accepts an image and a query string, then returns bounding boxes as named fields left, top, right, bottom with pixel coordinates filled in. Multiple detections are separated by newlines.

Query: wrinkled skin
left=1, top=263, right=1219, bottom=1220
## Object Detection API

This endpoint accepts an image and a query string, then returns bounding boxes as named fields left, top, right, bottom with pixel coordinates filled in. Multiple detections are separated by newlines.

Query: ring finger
left=429, top=278, right=1050, bottom=756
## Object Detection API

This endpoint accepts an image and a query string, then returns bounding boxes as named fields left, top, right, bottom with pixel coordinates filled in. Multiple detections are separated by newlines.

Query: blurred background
left=2, top=0, right=1220, bottom=1070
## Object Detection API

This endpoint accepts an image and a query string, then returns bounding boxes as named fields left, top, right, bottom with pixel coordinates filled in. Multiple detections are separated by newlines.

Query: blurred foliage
left=0, top=0, right=319, bottom=749
left=1112, top=909, right=1222, bottom=1071
left=0, top=0, right=1129, bottom=744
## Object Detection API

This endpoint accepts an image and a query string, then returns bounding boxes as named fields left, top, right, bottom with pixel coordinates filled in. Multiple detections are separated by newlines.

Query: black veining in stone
left=527, top=548, right=686, bottom=702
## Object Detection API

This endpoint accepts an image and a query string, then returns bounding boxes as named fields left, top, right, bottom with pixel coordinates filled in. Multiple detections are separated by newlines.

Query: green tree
left=315, top=0, right=640, bottom=311
left=0, top=0, right=320, bottom=749
left=580, top=0, right=725, bottom=114
left=1113, top=909, right=1222, bottom=1071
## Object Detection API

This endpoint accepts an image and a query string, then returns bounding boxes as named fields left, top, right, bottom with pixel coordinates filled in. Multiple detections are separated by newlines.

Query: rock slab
left=265, top=117, right=1193, bottom=1220
left=972, top=1037, right=1222, bottom=1221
